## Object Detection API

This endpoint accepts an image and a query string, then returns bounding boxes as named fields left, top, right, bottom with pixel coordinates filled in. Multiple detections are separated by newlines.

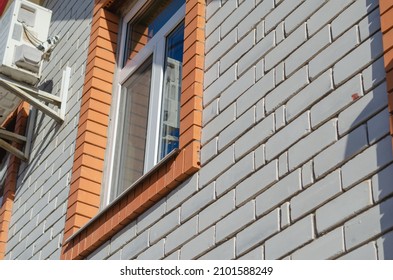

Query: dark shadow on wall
left=342, top=0, right=393, bottom=259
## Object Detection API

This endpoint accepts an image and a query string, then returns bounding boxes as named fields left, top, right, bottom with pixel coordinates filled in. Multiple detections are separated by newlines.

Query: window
left=106, top=0, right=185, bottom=202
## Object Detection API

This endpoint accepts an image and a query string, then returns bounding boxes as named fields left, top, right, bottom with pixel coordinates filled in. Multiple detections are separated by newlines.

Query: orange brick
left=183, top=141, right=201, bottom=175
left=185, top=17, right=205, bottom=42
left=380, top=0, right=393, bottom=16
left=182, top=53, right=204, bottom=77
left=82, top=87, right=112, bottom=104
left=180, top=96, right=202, bottom=120
left=183, top=41, right=205, bottom=65
left=76, top=131, right=107, bottom=151
left=180, top=110, right=202, bottom=133
left=79, top=119, right=109, bottom=138
left=65, top=214, right=91, bottom=231
left=86, top=57, right=115, bottom=74
left=382, top=27, right=393, bottom=53
left=173, top=149, right=189, bottom=182
left=72, top=166, right=103, bottom=185
left=388, top=93, right=393, bottom=113
left=181, top=82, right=203, bottom=105
left=74, top=154, right=104, bottom=173
left=74, top=143, right=105, bottom=163
left=80, top=98, right=111, bottom=118
left=96, top=5, right=119, bottom=24
left=387, top=69, right=393, bottom=93
left=69, top=177, right=102, bottom=196
left=381, top=5, right=393, bottom=34
left=79, top=110, right=109, bottom=129
left=182, top=68, right=204, bottom=91
left=179, top=125, right=202, bottom=148
left=185, top=1, right=205, bottom=21
left=68, top=201, right=99, bottom=220
left=68, top=189, right=101, bottom=208
left=85, top=75, right=114, bottom=94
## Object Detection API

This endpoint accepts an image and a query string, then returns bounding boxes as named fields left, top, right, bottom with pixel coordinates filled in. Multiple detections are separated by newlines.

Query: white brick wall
left=85, top=0, right=393, bottom=260
left=6, top=0, right=93, bottom=259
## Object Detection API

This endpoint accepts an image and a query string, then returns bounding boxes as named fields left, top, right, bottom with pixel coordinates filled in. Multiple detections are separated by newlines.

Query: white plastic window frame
left=101, top=0, right=185, bottom=206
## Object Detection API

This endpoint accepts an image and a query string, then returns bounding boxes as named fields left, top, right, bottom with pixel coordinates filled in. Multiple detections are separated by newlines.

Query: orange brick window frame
left=380, top=0, right=393, bottom=150
left=61, top=0, right=205, bottom=259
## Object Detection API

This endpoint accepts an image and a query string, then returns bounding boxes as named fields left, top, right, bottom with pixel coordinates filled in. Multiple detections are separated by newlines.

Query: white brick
left=255, top=144, right=265, bottom=169
left=358, top=7, right=381, bottom=42
left=338, top=83, right=388, bottom=135
left=256, top=169, right=301, bottom=217
left=203, top=99, right=218, bottom=126
left=344, top=197, right=393, bottom=249
left=199, top=145, right=234, bottom=188
left=307, top=0, right=355, bottom=36
left=316, top=181, right=373, bottom=233
left=265, top=66, right=309, bottom=114
left=284, top=0, right=326, bottom=35
left=205, top=27, right=220, bottom=53
left=204, top=62, right=219, bottom=88
left=275, top=22, right=285, bottom=44
left=281, top=202, right=290, bottom=229
left=165, top=216, right=198, bottom=254
left=204, top=64, right=236, bottom=107
left=149, top=209, right=180, bottom=243
left=301, top=160, right=314, bottom=188
left=220, top=0, right=254, bottom=38
left=181, top=183, right=215, bottom=222
left=289, top=119, right=337, bottom=170
left=275, top=105, right=286, bottom=130
left=219, top=67, right=255, bottom=112
left=372, top=164, right=393, bottom=203
left=167, top=174, right=198, bottom=211
left=331, top=0, right=378, bottom=40
left=376, top=230, right=393, bottom=260
left=275, top=62, right=285, bottom=86
left=341, top=136, right=393, bottom=189
left=216, top=153, right=255, bottom=197
left=137, top=240, right=165, bottom=260
left=265, top=215, right=315, bottom=259
left=338, top=242, right=377, bottom=260
left=205, top=0, right=236, bottom=37
left=292, top=227, right=345, bottom=260
left=290, top=170, right=342, bottom=221
left=238, top=246, right=263, bottom=260
left=309, top=26, right=359, bottom=80
left=136, top=200, right=166, bottom=234
left=333, top=32, right=383, bottom=86
left=278, top=152, right=288, bottom=178
left=236, top=160, right=278, bottom=206
left=202, top=104, right=236, bottom=145
left=199, top=238, right=235, bottom=260
left=110, top=221, right=136, bottom=255
left=264, top=0, right=304, bottom=33
left=219, top=106, right=255, bottom=151
left=314, top=125, right=368, bottom=179
left=265, top=23, right=307, bottom=71
left=287, top=70, right=333, bottom=122
left=362, top=57, right=385, bottom=93
left=285, top=25, right=331, bottom=76
left=234, top=113, right=275, bottom=160
left=310, top=75, right=363, bottom=129
left=206, top=0, right=220, bottom=20
left=122, top=231, right=149, bottom=260
left=237, top=31, right=275, bottom=76
left=237, top=0, right=274, bottom=39
left=181, top=227, right=215, bottom=259
left=216, top=201, right=255, bottom=242
left=237, top=70, right=275, bottom=116
left=265, top=112, right=311, bottom=161
left=236, top=209, right=280, bottom=255
left=256, top=21, right=264, bottom=42
left=255, top=59, right=264, bottom=81
left=199, top=190, right=235, bottom=232
left=220, top=31, right=255, bottom=74
left=201, top=137, right=217, bottom=164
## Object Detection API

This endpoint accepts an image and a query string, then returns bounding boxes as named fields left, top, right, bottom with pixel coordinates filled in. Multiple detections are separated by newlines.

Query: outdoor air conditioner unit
left=0, top=0, right=52, bottom=85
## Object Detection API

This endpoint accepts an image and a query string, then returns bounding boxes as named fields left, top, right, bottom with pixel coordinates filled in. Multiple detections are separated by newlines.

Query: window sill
left=63, top=148, right=180, bottom=246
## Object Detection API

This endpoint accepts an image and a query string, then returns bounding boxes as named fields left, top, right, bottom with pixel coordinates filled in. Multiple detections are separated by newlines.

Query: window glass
left=158, top=22, right=184, bottom=160
left=117, top=57, right=152, bottom=196
left=125, top=0, right=184, bottom=64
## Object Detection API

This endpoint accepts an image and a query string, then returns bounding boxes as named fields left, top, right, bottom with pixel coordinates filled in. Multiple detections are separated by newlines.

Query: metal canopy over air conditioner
left=0, top=0, right=67, bottom=161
